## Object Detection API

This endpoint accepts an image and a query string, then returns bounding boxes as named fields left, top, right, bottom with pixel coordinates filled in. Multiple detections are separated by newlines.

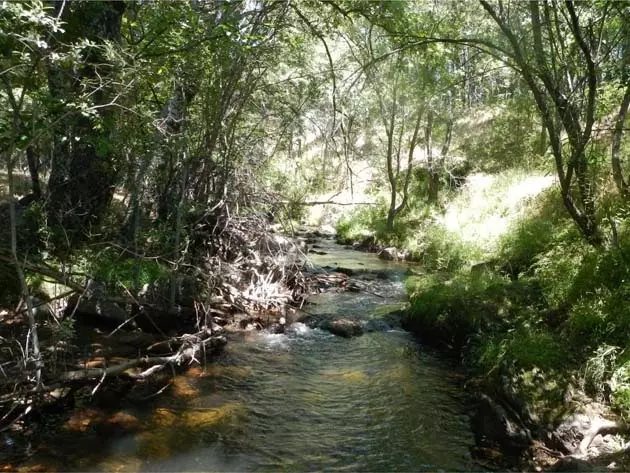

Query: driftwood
left=60, top=332, right=226, bottom=382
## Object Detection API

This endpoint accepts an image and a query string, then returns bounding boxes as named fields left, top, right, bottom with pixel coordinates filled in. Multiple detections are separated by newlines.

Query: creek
left=19, top=237, right=478, bottom=472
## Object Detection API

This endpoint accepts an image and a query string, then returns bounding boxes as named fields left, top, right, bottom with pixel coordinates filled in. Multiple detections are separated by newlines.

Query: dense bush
left=405, top=185, right=630, bottom=417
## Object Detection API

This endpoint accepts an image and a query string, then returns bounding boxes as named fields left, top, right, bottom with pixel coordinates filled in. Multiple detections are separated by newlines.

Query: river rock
left=379, top=247, right=399, bottom=261
left=363, top=319, right=392, bottom=333
left=378, top=247, right=409, bottom=261
left=547, top=403, right=622, bottom=456
left=321, top=318, right=363, bottom=338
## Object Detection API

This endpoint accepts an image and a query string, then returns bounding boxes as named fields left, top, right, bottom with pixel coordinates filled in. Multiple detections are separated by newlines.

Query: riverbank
left=0, top=211, right=330, bottom=470
left=333, top=169, right=630, bottom=470
left=8, top=236, right=478, bottom=472
left=400, top=198, right=630, bottom=468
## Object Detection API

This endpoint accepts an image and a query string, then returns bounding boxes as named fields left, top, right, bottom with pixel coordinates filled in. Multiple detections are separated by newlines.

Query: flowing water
left=18, top=238, right=477, bottom=472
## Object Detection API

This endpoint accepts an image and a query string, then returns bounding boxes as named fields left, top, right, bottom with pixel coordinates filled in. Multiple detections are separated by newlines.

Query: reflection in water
left=20, top=241, right=476, bottom=472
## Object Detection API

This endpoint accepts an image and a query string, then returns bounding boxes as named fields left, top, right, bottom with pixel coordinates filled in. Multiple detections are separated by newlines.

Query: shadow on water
left=15, top=240, right=478, bottom=472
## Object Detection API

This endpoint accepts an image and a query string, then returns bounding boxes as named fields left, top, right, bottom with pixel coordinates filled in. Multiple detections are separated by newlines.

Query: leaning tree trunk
left=425, top=111, right=439, bottom=203
left=45, top=1, right=126, bottom=248
left=612, top=82, right=630, bottom=199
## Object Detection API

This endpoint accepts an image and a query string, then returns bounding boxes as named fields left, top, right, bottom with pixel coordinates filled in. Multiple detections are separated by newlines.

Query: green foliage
left=610, top=357, right=630, bottom=417
left=335, top=204, right=388, bottom=245
left=406, top=271, right=507, bottom=349
left=498, top=187, right=575, bottom=277
left=83, top=247, right=169, bottom=293
left=457, top=95, right=542, bottom=172
left=406, top=267, right=554, bottom=374
left=280, top=189, right=308, bottom=223
left=405, top=175, right=630, bottom=416
left=582, top=345, right=619, bottom=401
left=411, top=226, right=475, bottom=271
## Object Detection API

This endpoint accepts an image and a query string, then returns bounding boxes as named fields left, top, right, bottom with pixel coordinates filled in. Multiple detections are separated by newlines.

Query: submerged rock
left=268, top=321, right=285, bottom=334
left=321, top=318, right=363, bottom=338
left=363, top=319, right=392, bottom=333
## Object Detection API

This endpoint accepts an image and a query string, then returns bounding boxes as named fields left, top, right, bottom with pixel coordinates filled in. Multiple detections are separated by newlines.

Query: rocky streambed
left=7, top=233, right=480, bottom=472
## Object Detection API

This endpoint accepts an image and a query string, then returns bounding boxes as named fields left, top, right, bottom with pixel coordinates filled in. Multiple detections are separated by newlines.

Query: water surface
left=21, top=239, right=476, bottom=472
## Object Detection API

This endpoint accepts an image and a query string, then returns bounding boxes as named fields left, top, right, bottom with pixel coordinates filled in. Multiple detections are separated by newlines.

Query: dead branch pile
left=0, top=207, right=315, bottom=434
left=189, top=209, right=309, bottom=314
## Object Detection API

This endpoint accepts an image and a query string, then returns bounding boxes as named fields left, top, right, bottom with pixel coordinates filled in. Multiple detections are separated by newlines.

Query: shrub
left=335, top=204, right=387, bottom=245
left=82, top=247, right=169, bottom=293
left=406, top=271, right=511, bottom=348
left=411, top=226, right=478, bottom=271
left=498, top=187, right=575, bottom=278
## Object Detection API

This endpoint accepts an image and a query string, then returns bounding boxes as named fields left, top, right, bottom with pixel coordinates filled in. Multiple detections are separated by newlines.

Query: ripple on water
left=23, top=240, right=476, bottom=472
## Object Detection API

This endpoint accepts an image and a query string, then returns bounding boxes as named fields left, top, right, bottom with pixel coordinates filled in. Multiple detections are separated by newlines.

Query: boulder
left=379, top=247, right=399, bottom=261
left=321, top=318, right=363, bottom=338
left=547, top=403, right=622, bottom=456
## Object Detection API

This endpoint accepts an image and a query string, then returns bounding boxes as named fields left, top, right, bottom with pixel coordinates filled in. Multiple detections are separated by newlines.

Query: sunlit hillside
left=440, top=171, right=555, bottom=257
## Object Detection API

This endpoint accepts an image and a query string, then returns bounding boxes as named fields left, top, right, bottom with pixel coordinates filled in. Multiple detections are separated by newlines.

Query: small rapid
left=20, top=238, right=478, bottom=472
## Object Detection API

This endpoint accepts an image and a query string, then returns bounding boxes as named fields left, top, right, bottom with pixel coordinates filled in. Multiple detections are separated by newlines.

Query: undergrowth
left=405, top=182, right=630, bottom=419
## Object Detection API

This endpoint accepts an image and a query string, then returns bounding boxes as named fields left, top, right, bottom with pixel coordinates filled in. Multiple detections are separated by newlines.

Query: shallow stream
left=21, top=238, right=477, bottom=472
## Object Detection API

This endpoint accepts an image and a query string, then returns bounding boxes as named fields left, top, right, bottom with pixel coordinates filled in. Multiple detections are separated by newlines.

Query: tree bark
left=425, top=110, right=438, bottom=202
left=25, top=146, right=41, bottom=199
left=45, top=1, right=126, bottom=248
left=612, top=81, right=630, bottom=198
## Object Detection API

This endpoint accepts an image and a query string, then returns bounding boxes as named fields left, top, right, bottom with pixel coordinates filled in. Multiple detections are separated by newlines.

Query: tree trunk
left=430, top=118, right=453, bottom=203
left=7, top=145, right=42, bottom=392
left=25, top=146, right=41, bottom=199
left=425, top=110, right=438, bottom=202
left=45, top=1, right=126, bottom=247
left=538, top=123, right=548, bottom=156
left=612, top=82, right=630, bottom=198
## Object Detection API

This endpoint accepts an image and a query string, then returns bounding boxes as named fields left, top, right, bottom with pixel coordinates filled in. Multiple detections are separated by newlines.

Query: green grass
left=404, top=174, right=630, bottom=419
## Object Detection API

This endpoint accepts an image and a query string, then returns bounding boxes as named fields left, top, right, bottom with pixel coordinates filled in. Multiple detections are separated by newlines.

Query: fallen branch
left=281, top=200, right=377, bottom=206
left=59, top=335, right=226, bottom=382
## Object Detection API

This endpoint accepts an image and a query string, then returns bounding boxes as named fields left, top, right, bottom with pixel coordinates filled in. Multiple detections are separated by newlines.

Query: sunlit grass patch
left=439, top=170, right=555, bottom=258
